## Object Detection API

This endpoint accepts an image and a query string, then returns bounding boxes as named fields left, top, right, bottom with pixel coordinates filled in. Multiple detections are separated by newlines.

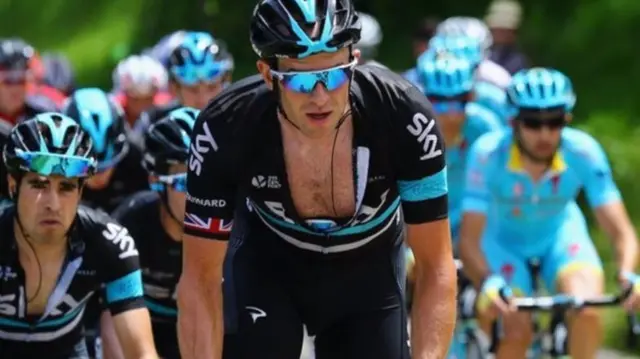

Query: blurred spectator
left=41, top=52, right=75, bottom=95
left=354, top=12, right=387, bottom=68
left=485, top=0, right=529, bottom=74
left=402, top=16, right=440, bottom=86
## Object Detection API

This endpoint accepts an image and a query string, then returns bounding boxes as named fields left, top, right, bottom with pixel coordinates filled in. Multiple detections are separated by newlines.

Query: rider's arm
left=99, top=222, right=157, bottom=359
left=458, top=135, right=494, bottom=287
left=100, top=309, right=126, bottom=359
left=394, top=86, right=456, bottom=359
left=581, top=139, right=638, bottom=274
left=177, top=112, right=236, bottom=359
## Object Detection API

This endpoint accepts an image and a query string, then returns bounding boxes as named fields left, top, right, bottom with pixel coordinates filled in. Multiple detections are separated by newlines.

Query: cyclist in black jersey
left=0, top=38, right=58, bottom=200
left=0, top=113, right=157, bottom=359
left=109, top=107, right=199, bottom=358
left=62, top=87, right=150, bottom=359
left=177, top=1, right=457, bottom=358
left=63, top=88, right=148, bottom=214
left=133, top=32, right=234, bottom=144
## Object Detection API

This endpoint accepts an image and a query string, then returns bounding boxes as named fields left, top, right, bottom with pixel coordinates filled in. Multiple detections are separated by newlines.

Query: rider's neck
left=278, top=108, right=353, bottom=147
left=520, top=154, right=552, bottom=182
left=159, top=204, right=183, bottom=242
left=14, top=223, right=68, bottom=264
left=440, top=122, right=464, bottom=148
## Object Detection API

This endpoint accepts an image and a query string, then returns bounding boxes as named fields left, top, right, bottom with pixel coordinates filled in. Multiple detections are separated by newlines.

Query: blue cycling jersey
left=447, top=102, right=502, bottom=232
left=463, top=127, right=621, bottom=251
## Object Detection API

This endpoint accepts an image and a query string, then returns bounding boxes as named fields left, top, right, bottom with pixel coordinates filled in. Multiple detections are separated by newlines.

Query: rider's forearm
left=177, top=278, right=223, bottom=359
left=459, top=236, right=490, bottom=288
left=410, top=257, right=457, bottom=359
left=613, top=231, right=639, bottom=274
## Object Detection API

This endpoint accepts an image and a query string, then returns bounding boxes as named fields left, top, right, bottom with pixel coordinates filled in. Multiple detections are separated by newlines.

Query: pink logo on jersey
left=568, top=243, right=581, bottom=256
left=501, top=263, right=515, bottom=283
left=513, top=183, right=523, bottom=197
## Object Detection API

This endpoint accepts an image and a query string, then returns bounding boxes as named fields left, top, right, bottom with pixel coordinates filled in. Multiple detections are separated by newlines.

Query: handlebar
left=499, top=286, right=633, bottom=312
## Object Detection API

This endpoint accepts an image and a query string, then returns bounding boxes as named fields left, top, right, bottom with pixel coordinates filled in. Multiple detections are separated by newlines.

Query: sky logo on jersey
left=184, top=213, right=232, bottom=234
left=406, top=112, right=443, bottom=160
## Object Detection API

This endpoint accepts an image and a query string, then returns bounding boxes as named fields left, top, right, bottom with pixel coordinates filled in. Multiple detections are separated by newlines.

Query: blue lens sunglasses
left=270, top=59, right=358, bottom=94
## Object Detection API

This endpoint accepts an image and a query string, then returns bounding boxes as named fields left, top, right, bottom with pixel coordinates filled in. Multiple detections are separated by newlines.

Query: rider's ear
left=7, top=175, right=16, bottom=199
left=565, top=113, right=573, bottom=123
left=256, top=59, right=273, bottom=91
left=352, top=48, right=361, bottom=61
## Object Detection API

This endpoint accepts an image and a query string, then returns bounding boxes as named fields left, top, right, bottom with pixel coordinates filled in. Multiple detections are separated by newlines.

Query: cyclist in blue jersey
left=134, top=32, right=234, bottom=140
left=459, top=68, right=640, bottom=359
left=424, top=34, right=510, bottom=125
left=0, top=113, right=156, bottom=358
left=407, top=54, right=501, bottom=278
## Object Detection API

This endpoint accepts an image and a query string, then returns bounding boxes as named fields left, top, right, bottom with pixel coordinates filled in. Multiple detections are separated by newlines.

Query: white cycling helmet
left=354, top=12, right=382, bottom=61
left=112, top=55, right=168, bottom=96
left=436, top=16, right=493, bottom=53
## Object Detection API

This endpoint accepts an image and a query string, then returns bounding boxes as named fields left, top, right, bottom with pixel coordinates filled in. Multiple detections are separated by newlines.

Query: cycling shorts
left=223, top=217, right=410, bottom=359
left=481, top=212, right=603, bottom=295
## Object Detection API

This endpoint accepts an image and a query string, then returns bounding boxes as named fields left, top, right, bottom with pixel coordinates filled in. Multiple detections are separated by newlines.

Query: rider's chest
left=282, top=136, right=356, bottom=219
left=21, top=254, right=66, bottom=315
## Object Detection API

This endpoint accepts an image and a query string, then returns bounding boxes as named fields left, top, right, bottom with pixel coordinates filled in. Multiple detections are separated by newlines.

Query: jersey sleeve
left=391, top=85, right=448, bottom=224
left=95, top=220, right=145, bottom=315
left=183, top=103, right=237, bottom=240
left=461, top=134, right=495, bottom=214
left=578, top=138, right=622, bottom=208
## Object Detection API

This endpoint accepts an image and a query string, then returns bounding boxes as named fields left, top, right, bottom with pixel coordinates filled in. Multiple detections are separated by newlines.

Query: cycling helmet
left=113, top=55, right=168, bottom=95
left=143, top=107, right=198, bottom=175
left=507, top=68, right=576, bottom=112
left=143, top=30, right=189, bottom=67
left=62, top=88, right=129, bottom=171
left=354, top=12, right=382, bottom=61
left=168, top=33, right=233, bottom=86
left=0, top=38, right=34, bottom=71
left=250, top=0, right=361, bottom=59
left=41, top=52, right=75, bottom=94
left=436, top=17, right=493, bottom=53
left=426, top=35, right=483, bottom=66
left=417, top=54, right=475, bottom=97
left=3, top=112, right=97, bottom=178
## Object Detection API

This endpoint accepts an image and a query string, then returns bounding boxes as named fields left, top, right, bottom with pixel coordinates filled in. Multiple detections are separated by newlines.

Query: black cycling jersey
left=112, top=191, right=182, bottom=358
left=136, top=100, right=181, bottom=139
left=0, top=205, right=145, bottom=358
left=185, top=64, right=447, bottom=246
left=184, top=65, right=448, bottom=358
left=81, top=145, right=149, bottom=214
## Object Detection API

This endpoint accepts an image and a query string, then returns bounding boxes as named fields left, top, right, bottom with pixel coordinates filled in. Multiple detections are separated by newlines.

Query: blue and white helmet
left=250, top=0, right=361, bottom=59
left=508, top=68, right=576, bottom=112
left=417, top=54, right=475, bottom=97
left=436, top=17, right=492, bottom=54
left=426, top=34, right=483, bottom=66
left=168, top=32, right=234, bottom=86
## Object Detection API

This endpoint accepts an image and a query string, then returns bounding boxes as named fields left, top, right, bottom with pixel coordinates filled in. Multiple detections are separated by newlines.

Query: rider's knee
left=569, top=306, right=601, bottom=327
left=501, top=314, right=534, bottom=344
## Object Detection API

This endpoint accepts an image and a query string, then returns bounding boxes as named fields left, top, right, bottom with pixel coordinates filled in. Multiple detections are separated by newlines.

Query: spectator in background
left=354, top=12, right=387, bottom=68
left=485, top=0, right=529, bottom=74
left=401, top=16, right=440, bottom=86
left=41, top=52, right=76, bottom=96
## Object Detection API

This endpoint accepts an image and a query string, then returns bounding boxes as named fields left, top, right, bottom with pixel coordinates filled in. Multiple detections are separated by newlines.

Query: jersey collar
left=507, top=144, right=566, bottom=173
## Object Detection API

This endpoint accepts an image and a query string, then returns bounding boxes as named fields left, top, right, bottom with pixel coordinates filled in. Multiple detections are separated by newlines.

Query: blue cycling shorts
left=481, top=210, right=603, bottom=295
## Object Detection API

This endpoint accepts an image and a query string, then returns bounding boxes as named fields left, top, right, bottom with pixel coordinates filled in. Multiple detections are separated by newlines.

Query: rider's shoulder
left=111, top=191, right=159, bottom=221
left=465, top=102, right=502, bottom=128
left=199, top=74, right=272, bottom=126
left=477, top=59, right=512, bottom=89
left=560, top=127, right=605, bottom=158
left=352, top=65, right=433, bottom=124
left=471, top=129, right=511, bottom=157
left=76, top=204, right=116, bottom=232
left=25, top=94, right=58, bottom=113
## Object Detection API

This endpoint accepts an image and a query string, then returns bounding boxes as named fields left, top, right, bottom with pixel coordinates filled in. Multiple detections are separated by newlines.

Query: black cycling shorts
left=223, top=216, right=410, bottom=359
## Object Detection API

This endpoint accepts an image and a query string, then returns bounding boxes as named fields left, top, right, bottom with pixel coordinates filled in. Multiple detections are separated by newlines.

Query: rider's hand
left=619, top=271, right=640, bottom=312
left=476, top=274, right=514, bottom=319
